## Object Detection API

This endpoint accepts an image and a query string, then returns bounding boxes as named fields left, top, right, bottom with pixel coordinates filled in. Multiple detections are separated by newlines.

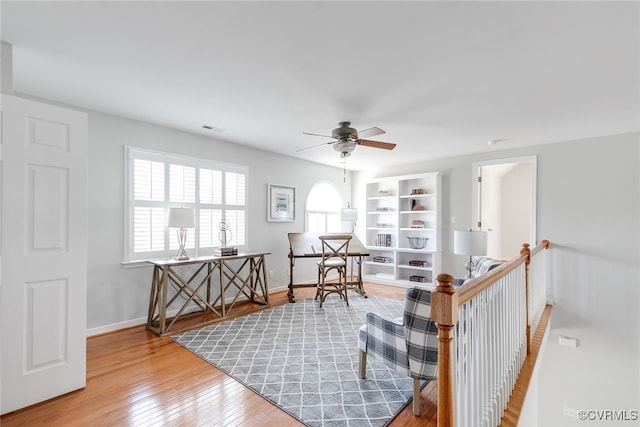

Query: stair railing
left=431, top=241, right=550, bottom=427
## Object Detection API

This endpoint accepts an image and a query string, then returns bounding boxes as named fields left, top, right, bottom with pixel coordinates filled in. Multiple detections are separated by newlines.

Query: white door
left=472, top=156, right=537, bottom=259
left=1, top=95, right=88, bottom=414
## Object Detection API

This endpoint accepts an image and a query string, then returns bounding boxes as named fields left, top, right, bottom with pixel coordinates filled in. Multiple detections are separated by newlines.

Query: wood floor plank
left=1, top=283, right=545, bottom=427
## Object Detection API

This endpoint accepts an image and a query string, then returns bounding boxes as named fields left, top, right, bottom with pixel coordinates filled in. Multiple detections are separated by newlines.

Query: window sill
left=121, top=260, right=153, bottom=269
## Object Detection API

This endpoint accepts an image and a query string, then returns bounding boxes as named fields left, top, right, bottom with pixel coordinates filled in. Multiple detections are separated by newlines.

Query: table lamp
left=341, top=204, right=358, bottom=233
left=453, top=229, right=487, bottom=279
left=168, top=207, right=196, bottom=260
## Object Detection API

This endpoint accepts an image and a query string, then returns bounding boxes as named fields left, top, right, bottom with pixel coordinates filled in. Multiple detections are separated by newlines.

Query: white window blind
left=125, top=147, right=248, bottom=262
left=169, top=164, right=196, bottom=203
left=133, top=207, right=165, bottom=252
left=133, top=159, right=164, bottom=201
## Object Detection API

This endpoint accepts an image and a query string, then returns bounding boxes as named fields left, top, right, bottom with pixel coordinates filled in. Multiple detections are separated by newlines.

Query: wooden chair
left=315, top=234, right=352, bottom=308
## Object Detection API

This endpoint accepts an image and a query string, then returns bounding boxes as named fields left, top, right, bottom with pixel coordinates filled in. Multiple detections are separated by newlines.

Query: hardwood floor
left=1, top=283, right=547, bottom=427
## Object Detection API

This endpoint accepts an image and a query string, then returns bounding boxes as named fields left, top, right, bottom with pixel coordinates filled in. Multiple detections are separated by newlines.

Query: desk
left=146, top=251, right=270, bottom=336
left=287, top=233, right=369, bottom=303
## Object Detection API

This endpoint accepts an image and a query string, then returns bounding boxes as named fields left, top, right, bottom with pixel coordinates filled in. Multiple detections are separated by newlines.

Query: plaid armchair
left=472, top=256, right=503, bottom=277
left=453, top=256, right=503, bottom=286
left=357, top=287, right=438, bottom=416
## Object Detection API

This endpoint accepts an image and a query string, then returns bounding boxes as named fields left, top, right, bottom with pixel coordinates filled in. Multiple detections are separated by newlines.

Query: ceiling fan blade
left=302, top=131, right=333, bottom=138
left=357, top=126, right=385, bottom=138
left=358, top=139, right=397, bottom=150
left=296, top=141, right=335, bottom=153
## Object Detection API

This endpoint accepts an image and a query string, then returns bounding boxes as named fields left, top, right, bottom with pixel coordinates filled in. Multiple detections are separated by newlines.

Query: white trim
left=471, top=155, right=538, bottom=245
left=121, top=260, right=153, bottom=269
left=123, top=146, right=249, bottom=262
left=87, top=316, right=147, bottom=337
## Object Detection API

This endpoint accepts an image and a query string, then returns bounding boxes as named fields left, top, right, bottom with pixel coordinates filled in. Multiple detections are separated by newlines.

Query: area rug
left=172, top=295, right=421, bottom=427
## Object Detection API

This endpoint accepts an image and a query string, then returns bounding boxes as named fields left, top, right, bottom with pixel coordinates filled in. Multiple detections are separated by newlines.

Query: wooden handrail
left=530, top=239, right=550, bottom=256
left=454, top=240, right=549, bottom=307
left=456, top=253, right=527, bottom=306
left=433, top=240, right=551, bottom=427
left=522, top=243, right=532, bottom=354
left=431, top=273, right=457, bottom=427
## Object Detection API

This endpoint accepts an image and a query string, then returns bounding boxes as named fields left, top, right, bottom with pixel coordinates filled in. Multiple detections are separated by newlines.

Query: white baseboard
left=87, top=317, right=148, bottom=337
left=86, top=283, right=290, bottom=337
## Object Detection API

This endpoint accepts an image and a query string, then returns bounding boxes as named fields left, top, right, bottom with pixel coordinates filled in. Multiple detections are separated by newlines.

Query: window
left=305, top=182, right=341, bottom=233
left=125, top=147, right=248, bottom=262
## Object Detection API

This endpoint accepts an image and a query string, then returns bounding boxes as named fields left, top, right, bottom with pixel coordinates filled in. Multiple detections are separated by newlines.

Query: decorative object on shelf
left=410, top=199, right=425, bottom=210
left=215, top=221, right=238, bottom=256
left=375, top=207, right=394, bottom=212
left=215, top=247, right=238, bottom=256
left=376, top=233, right=392, bottom=247
left=167, top=207, right=196, bottom=260
left=409, top=275, right=429, bottom=283
left=372, top=256, right=392, bottom=263
left=410, top=188, right=425, bottom=195
left=218, top=221, right=232, bottom=246
left=376, top=223, right=394, bottom=228
left=406, top=236, right=428, bottom=249
left=453, top=229, right=488, bottom=279
left=410, top=220, right=425, bottom=228
left=377, top=190, right=392, bottom=197
left=267, top=183, right=295, bottom=222
left=409, top=260, right=430, bottom=267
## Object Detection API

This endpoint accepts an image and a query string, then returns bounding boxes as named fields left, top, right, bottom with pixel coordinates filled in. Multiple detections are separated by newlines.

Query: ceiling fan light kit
left=299, top=121, right=397, bottom=158
left=334, top=138, right=356, bottom=158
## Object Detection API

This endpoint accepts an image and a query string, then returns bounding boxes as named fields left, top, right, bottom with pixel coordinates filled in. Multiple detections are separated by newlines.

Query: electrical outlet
left=563, top=406, right=579, bottom=419
left=559, top=335, right=579, bottom=348
left=269, top=270, right=274, bottom=278
left=451, top=216, right=456, bottom=224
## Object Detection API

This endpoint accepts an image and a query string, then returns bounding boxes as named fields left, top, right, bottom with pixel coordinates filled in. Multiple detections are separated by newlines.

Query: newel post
left=432, top=273, right=458, bottom=427
left=521, top=243, right=531, bottom=354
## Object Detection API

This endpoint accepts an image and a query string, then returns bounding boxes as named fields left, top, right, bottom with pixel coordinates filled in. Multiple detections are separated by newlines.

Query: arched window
left=305, top=182, right=342, bottom=233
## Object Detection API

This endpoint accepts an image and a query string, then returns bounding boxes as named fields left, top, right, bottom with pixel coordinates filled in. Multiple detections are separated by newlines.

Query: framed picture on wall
left=267, top=183, right=295, bottom=222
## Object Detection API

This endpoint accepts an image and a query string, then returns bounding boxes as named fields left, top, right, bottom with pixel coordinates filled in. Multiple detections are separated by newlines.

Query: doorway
left=471, top=156, right=537, bottom=259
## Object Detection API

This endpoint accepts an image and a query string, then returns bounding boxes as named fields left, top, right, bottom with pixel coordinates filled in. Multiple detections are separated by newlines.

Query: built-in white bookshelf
left=363, top=172, right=442, bottom=288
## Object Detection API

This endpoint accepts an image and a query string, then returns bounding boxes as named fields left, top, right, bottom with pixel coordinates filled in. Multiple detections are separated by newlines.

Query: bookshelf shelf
left=363, top=172, right=442, bottom=287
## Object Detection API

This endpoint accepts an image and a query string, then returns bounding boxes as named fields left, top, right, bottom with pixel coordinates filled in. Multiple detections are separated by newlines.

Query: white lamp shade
left=341, top=207, right=358, bottom=221
left=453, top=230, right=487, bottom=256
left=167, top=208, right=196, bottom=228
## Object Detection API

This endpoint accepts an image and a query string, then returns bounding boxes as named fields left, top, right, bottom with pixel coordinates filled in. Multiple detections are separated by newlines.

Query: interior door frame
left=471, top=155, right=538, bottom=248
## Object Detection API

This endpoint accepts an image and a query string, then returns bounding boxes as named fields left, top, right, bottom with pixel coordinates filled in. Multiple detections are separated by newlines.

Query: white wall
left=353, top=132, right=640, bottom=424
left=482, top=166, right=503, bottom=258
left=87, top=110, right=349, bottom=332
left=534, top=134, right=639, bottom=426
left=500, top=163, right=530, bottom=259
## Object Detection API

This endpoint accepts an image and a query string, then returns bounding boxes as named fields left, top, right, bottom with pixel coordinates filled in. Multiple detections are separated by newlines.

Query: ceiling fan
left=298, top=121, right=397, bottom=158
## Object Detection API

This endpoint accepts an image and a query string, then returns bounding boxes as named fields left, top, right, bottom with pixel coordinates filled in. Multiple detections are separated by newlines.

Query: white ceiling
left=2, top=1, right=638, bottom=170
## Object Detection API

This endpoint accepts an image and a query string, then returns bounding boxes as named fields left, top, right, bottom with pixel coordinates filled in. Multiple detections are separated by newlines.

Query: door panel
left=27, top=278, right=68, bottom=371
left=28, top=165, right=69, bottom=251
left=1, top=94, right=87, bottom=414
